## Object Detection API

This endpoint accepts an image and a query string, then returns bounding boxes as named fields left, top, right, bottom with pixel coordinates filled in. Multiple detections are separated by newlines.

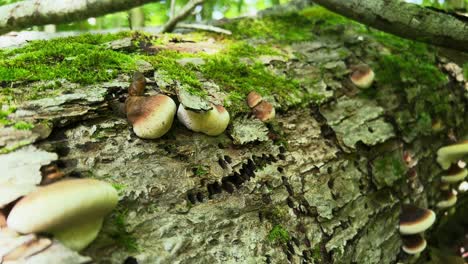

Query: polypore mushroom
left=7, top=179, right=118, bottom=251
left=252, top=101, right=275, bottom=122
left=125, top=72, right=177, bottom=139
left=401, top=234, right=427, bottom=255
left=177, top=104, right=230, bottom=136
left=437, top=140, right=468, bottom=170
left=350, top=64, right=375, bottom=89
left=436, top=188, right=457, bottom=208
left=246, top=91, right=263, bottom=108
left=399, top=205, right=436, bottom=235
left=441, top=163, right=467, bottom=183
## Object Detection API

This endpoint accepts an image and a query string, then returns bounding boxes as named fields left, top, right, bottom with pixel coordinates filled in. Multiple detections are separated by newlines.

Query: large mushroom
left=7, top=179, right=118, bottom=251
left=177, top=104, right=230, bottom=136
left=125, top=72, right=177, bottom=139
left=399, top=205, right=436, bottom=235
left=437, top=140, right=468, bottom=170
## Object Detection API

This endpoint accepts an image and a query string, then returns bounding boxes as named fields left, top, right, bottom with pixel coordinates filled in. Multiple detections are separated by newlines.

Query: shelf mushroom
left=7, top=179, right=118, bottom=251
left=401, top=234, right=427, bottom=255
left=436, top=141, right=468, bottom=170
left=436, top=188, right=457, bottom=209
left=125, top=72, right=177, bottom=139
left=441, top=163, right=467, bottom=183
left=177, top=104, right=230, bottom=136
left=399, top=205, right=436, bottom=235
left=350, top=64, right=375, bottom=89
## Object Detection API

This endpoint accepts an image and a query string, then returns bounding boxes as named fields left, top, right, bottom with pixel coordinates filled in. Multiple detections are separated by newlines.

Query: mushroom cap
left=126, top=94, right=177, bottom=139
left=441, top=163, right=468, bottom=183
left=7, top=179, right=118, bottom=234
left=246, top=91, right=263, bottom=108
left=252, top=101, right=275, bottom=122
left=53, top=217, right=103, bottom=251
left=436, top=189, right=457, bottom=208
left=436, top=141, right=468, bottom=169
left=350, top=64, right=375, bottom=89
left=177, top=104, right=230, bottom=136
left=401, top=234, right=427, bottom=255
left=399, top=205, right=436, bottom=235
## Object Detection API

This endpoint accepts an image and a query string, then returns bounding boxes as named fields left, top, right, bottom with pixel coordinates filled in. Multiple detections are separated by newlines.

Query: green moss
left=0, top=33, right=136, bottom=84
left=110, top=209, right=139, bottom=252
left=267, top=225, right=290, bottom=244
left=13, top=121, right=34, bottom=130
left=193, top=165, right=208, bottom=176
left=0, top=105, right=16, bottom=125
left=0, top=140, right=31, bottom=154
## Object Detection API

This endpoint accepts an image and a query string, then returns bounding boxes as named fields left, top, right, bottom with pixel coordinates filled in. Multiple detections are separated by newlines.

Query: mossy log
left=1, top=6, right=467, bottom=264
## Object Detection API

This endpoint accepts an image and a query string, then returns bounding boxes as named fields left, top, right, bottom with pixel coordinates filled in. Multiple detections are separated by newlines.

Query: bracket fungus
left=436, top=188, right=457, bottom=208
left=125, top=72, right=177, bottom=139
left=399, top=205, right=436, bottom=235
left=7, top=179, right=118, bottom=251
left=401, top=234, right=427, bottom=255
left=441, top=162, right=467, bottom=183
left=350, top=64, right=375, bottom=89
left=436, top=141, right=468, bottom=170
left=177, top=104, right=230, bottom=136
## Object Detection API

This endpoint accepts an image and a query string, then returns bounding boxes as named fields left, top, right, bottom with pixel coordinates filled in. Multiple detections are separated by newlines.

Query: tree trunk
left=0, top=4, right=467, bottom=264
left=129, top=7, right=145, bottom=29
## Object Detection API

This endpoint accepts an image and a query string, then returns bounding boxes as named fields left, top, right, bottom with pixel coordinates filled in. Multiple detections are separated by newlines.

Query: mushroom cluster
left=399, top=205, right=436, bottom=255
left=246, top=91, right=275, bottom=122
left=435, top=141, right=468, bottom=209
left=125, top=72, right=231, bottom=138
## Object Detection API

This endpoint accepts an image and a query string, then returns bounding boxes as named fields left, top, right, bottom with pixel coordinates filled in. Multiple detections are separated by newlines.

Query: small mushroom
left=441, top=163, right=467, bottom=183
left=7, top=179, right=118, bottom=251
left=253, top=101, right=275, bottom=122
left=399, top=205, right=436, bottom=235
left=401, top=234, right=427, bottom=255
left=436, top=188, right=457, bottom=208
left=126, top=94, right=177, bottom=139
left=128, top=72, right=146, bottom=96
left=350, top=64, right=375, bottom=89
left=437, top=140, right=468, bottom=170
left=246, top=91, right=263, bottom=108
left=177, top=104, right=230, bottom=136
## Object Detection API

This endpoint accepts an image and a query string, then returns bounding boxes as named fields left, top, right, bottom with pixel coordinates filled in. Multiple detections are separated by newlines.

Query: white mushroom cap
left=441, top=163, right=467, bottom=183
left=436, top=189, right=457, bottom=208
left=7, top=179, right=118, bottom=251
left=437, top=141, right=468, bottom=169
left=177, top=104, right=230, bottom=136
left=125, top=94, right=177, bottom=139
left=350, top=64, right=375, bottom=89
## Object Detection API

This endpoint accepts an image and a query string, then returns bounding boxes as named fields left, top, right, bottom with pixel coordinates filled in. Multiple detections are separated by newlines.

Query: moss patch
left=267, top=225, right=290, bottom=244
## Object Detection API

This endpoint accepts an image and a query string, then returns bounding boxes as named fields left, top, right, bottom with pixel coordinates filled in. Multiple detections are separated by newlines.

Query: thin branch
left=313, top=0, right=468, bottom=52
left=160, top=0, right=204, bottom=33
left=170, top=0, right=177, bottom=19
left=176, top=23, right=232, bottom=35
left=0, top=0, right=158, bottom=36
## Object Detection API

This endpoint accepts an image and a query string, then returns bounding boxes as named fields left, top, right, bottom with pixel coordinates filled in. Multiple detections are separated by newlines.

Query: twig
left=176, top=23, right=232, bottom=35
left=160, top=0, right=204, bottom=33
left=170, top=0, right=176, bottom=19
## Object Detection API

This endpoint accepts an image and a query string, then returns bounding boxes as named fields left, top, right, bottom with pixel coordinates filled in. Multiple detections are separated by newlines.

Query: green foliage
left=110, top=209, right=139, bottom=252
left=13, top=121, right=34, bottom=130
left=0, top=33, right=136, bottom=84
left=267, top=225, right=290, bottom=244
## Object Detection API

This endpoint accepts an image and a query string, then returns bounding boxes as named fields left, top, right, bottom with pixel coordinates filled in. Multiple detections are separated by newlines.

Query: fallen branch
left=0, top=0, right=158, bottom=36
left=160, top=0, right=204, bottom=33
left=177, top=23, right=232, bottom=35
left=313, top=0, right=468, bottom=52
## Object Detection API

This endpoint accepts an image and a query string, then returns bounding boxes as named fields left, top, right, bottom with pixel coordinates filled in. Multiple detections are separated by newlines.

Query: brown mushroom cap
left=253, top=101, right=275, bottom=122
left=128, top=72, right=146, bottom=96
left=126, top=94, right=177, bottom=139
left=401, top=234, right=427, bottom=255
left=247, top=91, right=263, bottom=108
left=350, top=64, right=375, bottom=89
left=399, top=205, right=436, bottom=235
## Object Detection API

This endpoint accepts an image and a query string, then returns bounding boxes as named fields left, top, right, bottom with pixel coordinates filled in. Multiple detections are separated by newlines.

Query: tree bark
left=313, top=0, right=468, bottom=52
left=0, top=0, right=156, bottom=35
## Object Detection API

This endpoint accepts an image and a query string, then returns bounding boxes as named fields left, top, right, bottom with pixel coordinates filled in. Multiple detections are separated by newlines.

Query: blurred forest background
left=0, top=0, right=467, bottom=33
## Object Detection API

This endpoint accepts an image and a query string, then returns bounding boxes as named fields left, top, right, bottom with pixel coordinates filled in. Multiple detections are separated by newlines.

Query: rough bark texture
left=0, top=0, right=157, bottom=35
left=313, top=0, right=468, bottom=52
left=1, top=5, right=467, bottom=264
